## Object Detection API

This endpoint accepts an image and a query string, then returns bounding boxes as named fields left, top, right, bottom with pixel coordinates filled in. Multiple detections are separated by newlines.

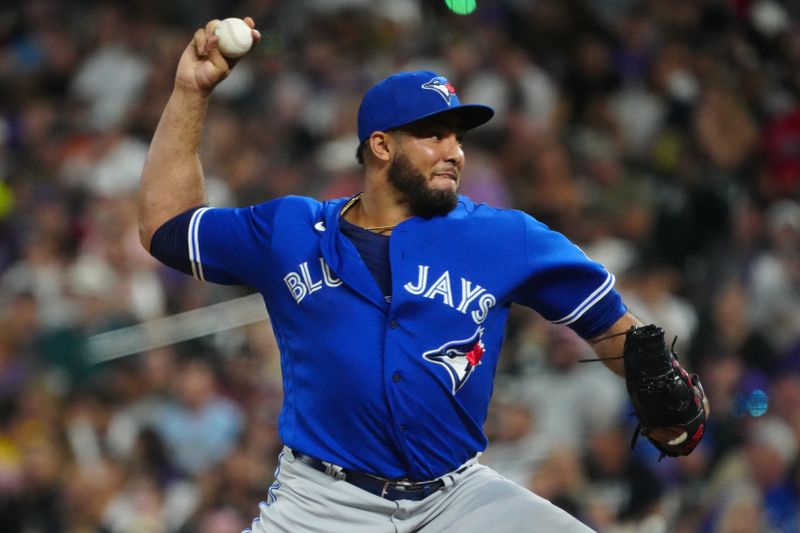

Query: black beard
left=387, top=153, right=458, bottom=218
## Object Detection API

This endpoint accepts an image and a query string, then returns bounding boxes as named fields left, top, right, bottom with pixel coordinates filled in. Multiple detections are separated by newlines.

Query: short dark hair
left=355, top=139, right=368, bottom=165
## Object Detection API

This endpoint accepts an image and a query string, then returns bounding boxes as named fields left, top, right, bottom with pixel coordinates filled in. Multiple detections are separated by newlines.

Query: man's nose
left=442, top=134, right=464, bottom=166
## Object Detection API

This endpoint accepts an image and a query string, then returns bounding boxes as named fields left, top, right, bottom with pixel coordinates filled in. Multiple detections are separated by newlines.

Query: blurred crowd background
left=1, top=0, right=799, bottom=531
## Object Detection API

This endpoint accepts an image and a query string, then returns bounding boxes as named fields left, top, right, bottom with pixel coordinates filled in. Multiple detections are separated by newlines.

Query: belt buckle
left=322, top=461, right=346, bottom=480
left=379, top=478, right=418, bottom=498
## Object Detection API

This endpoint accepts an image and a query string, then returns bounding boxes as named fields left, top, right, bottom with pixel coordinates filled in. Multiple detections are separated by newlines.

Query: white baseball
left=214, top=18, right=253, bottom=59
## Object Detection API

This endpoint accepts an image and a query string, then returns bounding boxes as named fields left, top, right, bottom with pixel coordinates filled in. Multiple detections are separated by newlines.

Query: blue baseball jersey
left=169, top=194, right=625, bottom=480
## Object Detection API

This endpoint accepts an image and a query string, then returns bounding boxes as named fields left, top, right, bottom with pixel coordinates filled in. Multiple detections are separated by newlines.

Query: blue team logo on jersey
left=423, top=327, right=485, bottom=394
left=421, top=76, right=457, bottom=105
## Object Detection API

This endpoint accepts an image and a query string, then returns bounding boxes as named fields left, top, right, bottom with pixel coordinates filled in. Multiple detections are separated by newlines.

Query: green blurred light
left=445, top=0, right=477, bottom=16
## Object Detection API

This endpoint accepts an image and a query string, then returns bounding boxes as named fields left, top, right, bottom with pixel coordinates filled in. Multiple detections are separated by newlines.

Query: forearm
left=139, top=17, right=259, bottom=251
left=138, top=86, right=210, bottom=251
left=588, top=311, right=643, bottom=376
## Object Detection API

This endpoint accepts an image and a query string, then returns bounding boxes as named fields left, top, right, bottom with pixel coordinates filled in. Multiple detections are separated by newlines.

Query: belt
left=292, top=451, right=469, bottom=502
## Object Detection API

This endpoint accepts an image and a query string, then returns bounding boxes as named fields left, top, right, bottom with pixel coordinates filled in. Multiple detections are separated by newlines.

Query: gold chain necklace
left=340, top=193, right=398, bottom=234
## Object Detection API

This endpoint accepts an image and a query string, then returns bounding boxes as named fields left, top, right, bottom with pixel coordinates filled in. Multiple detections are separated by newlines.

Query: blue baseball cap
left=357, top=70, right=494, bottom=143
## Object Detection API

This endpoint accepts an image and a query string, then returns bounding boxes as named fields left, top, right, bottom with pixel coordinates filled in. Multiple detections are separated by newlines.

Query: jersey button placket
left=392, top=370, right=405, bottom=431
left=386, top=313, right=406, bottom=434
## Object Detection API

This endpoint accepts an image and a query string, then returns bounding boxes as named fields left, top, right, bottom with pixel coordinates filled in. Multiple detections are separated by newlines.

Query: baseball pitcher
left=138, top=18, right=708, bottom=533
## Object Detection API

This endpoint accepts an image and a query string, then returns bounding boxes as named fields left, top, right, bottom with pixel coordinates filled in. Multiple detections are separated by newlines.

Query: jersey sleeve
left=149, top=199, right=283, bottom=286
left=149, top=206, right=197, bottom=276
left=512, top=214, right=627, bottom=339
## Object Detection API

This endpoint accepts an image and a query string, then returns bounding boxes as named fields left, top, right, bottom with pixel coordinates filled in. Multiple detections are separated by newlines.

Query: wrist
left=172, top=82, right=212, bottom=101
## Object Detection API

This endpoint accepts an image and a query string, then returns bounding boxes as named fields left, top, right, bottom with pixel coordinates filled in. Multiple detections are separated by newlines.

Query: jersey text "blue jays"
left=404, top=265, right=496, bottom=324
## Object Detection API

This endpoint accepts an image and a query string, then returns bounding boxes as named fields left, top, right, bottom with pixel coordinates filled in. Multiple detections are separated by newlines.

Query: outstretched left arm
left=587, top=311, right=642, bottom=376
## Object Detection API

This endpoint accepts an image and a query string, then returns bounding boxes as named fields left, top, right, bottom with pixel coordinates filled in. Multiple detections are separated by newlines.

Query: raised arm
left=138, top=18, right=260, bottom=251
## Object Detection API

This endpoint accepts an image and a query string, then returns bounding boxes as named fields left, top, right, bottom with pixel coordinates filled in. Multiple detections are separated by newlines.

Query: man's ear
left=368, top=132, right=394, bottom=163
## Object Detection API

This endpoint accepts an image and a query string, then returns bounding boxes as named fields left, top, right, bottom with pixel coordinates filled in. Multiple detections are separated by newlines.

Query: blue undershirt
left=338, top=217, right=392, bottom=299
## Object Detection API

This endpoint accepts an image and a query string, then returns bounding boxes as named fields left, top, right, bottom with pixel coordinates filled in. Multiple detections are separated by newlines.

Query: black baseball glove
left=624, top=324, right=707, bottom=459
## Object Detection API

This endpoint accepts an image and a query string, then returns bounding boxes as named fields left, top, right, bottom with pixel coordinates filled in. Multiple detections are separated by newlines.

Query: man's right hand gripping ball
left=624, top=324, right=708, bottom=459
left=177, top=17, right=259, bottom=95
